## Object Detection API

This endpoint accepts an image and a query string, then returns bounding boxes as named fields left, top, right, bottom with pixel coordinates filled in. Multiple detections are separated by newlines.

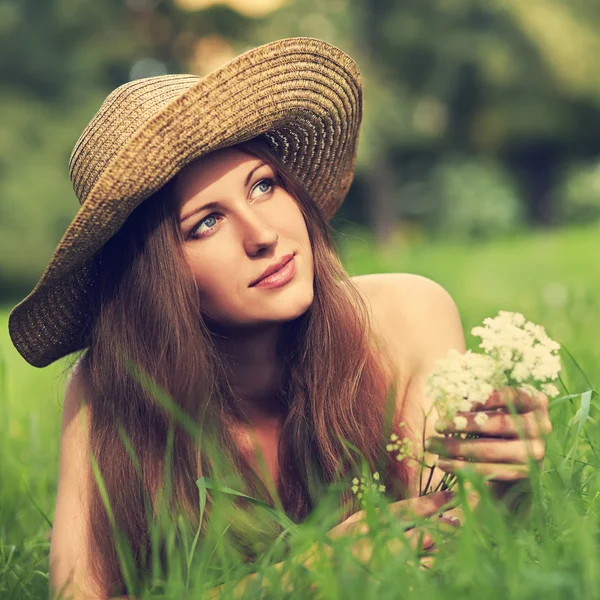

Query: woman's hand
left=325, top=490, right=460, bottom=568
left=425, top=386, right=552, bottom=484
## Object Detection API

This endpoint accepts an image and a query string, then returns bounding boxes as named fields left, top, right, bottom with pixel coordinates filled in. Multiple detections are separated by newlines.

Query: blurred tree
left=493, top=0, right=600, bottom=224
left=0, top=0, right=141, bottom=297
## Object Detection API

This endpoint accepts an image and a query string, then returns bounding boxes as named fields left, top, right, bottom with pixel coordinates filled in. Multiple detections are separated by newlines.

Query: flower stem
left=422, top=463, right=436, bottom=496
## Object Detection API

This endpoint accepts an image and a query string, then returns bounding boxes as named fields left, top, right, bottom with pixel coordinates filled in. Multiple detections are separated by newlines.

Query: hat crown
left=68, top=74, right=199, bottom=205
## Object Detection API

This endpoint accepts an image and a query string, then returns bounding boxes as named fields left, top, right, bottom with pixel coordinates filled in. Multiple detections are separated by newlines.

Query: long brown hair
left=77, top=136, right=409, bottom=596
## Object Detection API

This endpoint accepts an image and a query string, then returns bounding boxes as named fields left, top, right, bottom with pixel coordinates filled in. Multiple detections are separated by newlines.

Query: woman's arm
left=50, top=363, right=110, bottom=600
left=202, top=490, right=456, bottom=600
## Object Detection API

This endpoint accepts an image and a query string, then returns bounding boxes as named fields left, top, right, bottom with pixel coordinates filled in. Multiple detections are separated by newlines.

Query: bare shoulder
left=350, top=272, right=464, bottom=373
left=350, top=271, right=458, bottom=309
left=349, top=273, right=408, bottom=363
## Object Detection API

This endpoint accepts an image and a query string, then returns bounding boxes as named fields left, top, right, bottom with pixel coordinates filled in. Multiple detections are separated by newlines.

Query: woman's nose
left=240, top=212, right=279, bottom=256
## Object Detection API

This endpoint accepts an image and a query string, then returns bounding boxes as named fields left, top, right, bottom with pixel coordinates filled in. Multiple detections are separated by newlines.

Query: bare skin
left=430, top=386, right=552, bottom=491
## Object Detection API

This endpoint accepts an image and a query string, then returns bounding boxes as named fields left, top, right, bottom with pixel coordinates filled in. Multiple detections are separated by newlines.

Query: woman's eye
left=251, top=177, right=276, bottom=198
left=189, top=214, right=220, bottom=239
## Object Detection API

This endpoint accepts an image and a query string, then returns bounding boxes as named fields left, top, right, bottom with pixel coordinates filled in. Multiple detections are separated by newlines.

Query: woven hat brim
left=8, top=37, right=362, bottom=368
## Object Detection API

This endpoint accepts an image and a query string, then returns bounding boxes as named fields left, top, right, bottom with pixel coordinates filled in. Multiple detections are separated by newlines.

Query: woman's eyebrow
left=180, top=201, right=221, bottom=224
left=244, top=161, right=267, bottom=186
left=179, top=161, right=269, bottom=223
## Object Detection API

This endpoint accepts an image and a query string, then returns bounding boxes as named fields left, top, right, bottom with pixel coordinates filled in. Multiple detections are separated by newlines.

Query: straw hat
left=7, top=37, right=363, bottom=368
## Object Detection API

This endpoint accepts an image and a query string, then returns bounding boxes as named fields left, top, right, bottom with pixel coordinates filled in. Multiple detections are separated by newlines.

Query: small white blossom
left=386, top=431, right=422, bottom=464
left=453, top=415, right=468, bottom=430
left=471, top=311, right=561, bottom=387
left=351, top=471, right=386, bottom=506
left=427, top=349, right=504, bottom=420
left=474, top=412, right=489, bottom=426
left=541, top=383, right=560, bottom=398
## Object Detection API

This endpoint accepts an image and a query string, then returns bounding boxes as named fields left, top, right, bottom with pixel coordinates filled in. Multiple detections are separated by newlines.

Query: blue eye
left=189, top=214, right=220, bottom=239
left=256, top=180, right=272, bottom=193
left=187, top=177, right=278, bottom=240
left=250, top=177, right=277, bottom=199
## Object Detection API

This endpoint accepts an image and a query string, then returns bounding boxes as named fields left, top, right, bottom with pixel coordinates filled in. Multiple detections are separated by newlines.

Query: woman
left=8, top=38, right=551, bottom=599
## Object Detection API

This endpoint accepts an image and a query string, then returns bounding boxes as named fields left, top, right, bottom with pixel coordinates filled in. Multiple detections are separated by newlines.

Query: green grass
left=1, top=223, right=599, bottom=599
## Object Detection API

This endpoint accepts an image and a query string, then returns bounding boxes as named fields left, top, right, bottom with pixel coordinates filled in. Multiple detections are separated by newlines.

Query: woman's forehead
left=174, top=147, right=266, bottom=208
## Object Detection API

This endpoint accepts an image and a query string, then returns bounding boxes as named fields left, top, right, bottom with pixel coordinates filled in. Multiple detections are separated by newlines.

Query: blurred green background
left=3, top=0, right=600, bottom=299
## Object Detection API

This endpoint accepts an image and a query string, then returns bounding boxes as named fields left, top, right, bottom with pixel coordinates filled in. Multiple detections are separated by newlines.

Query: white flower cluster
left=351, top=471, right=386, bottom=501
left=427, top=311, right=561, bottom=422
left=472, top=311, right=561, bottom=398
left=426, top=349, right=505, bottom=421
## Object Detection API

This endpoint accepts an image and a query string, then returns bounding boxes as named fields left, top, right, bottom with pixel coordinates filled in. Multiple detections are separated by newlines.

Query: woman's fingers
left=434, top=409, right=552, bottom=438
left=387, top=515, right=459, bottom=557
left=426, top=436, right=546, bottom=463
left=399, top=527, right=436, bottom=552
left=418, top=554, right=437, bottom=570
left=388, top=489, right=456, bottom=521
left=474, top=387, right=549, bottom=413
left=428, top=387, right=552, bottom=484
left=407, top=515, right=460, bottom=549
left=348, top=515, right=454, bottom=563
left=436, top=458, right=530, bottom=481
left=406, top=552, right=438, bottom=571
left=328, top=490, right=456, bottom=540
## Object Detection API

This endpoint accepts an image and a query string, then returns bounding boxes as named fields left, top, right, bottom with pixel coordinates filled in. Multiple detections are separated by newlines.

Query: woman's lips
left=251, top=255, right=296, bottom=289
left=250, top=253, right=294, bottom=287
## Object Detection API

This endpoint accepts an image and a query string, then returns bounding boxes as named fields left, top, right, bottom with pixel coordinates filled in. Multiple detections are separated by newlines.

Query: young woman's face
left=174, top=147, right=314, bottom=330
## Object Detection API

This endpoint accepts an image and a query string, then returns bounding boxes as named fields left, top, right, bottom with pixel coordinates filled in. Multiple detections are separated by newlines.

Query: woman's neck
left=210, top=322, right=288, bottom=424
